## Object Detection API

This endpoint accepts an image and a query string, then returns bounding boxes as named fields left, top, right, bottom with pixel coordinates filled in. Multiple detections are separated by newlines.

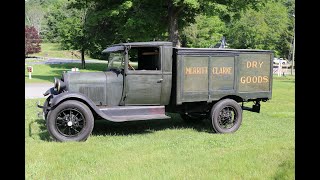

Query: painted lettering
left=185, top=67, right=192, bottom=75
left=259, top=61, right=264, bottom=68
left=240, top=75, right=269, bottom=84
left=263, top=76, right=269, bottom=83
left=246, top=76, right=251, bottom=83
left=252, top=76, right=257, bottom=83
left=240, top=77, right=246, bottom=83
left=247, top=61, right=264, bottom=68
left=192, top=67, right=197, bottom=74
left=185, top=67, right=208, bottom=75
left=212, top=67, right=232, bottom=75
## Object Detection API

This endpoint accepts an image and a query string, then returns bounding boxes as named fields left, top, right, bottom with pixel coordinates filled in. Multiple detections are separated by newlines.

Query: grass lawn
left=28, top=43, right=93, bottom=59
left=25, top=63, right=108, bottom=83
left=25, top=76, right=295, bottom=179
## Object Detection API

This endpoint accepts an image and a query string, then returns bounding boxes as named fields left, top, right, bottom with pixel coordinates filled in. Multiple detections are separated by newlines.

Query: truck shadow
left=28, top=119, right=51, bottom=141
left=31, top=115, right=213, bottom=141
left=92, top=115, right=213, bottom=136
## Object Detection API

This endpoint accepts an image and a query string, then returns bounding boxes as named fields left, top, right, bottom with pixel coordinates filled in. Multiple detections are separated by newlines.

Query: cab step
left=98, top=106, right=170, bottom=122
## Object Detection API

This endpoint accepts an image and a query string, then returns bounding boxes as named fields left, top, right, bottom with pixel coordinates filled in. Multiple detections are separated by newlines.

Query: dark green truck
left=38, top=41, right=273, bottom=142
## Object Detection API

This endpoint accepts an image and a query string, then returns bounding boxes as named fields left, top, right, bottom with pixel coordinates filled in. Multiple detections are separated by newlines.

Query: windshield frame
left=106, top=51, right=125, bottom=70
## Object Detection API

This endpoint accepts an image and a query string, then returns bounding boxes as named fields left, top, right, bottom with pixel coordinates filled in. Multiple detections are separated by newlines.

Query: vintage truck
left=37, top=41, right=273, bottom=142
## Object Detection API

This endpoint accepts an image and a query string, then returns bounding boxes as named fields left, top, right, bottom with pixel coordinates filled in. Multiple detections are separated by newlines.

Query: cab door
left=124, top=46, right=163, bottom=105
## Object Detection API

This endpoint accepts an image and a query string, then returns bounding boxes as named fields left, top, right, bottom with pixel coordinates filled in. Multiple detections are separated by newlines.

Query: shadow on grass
left=92, top=114, right=213, bottom=136
left=273, top=158, right=295, bottom=179
left=29, top=119, right=51, bottom=141
left=31, top=114, right=213, bottom=141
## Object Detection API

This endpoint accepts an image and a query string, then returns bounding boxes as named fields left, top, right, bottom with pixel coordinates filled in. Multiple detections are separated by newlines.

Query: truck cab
left=102, top=41, right=173, bottom=106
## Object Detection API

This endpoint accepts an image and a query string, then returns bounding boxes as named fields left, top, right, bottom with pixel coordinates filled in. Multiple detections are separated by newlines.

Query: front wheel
left=46, top=100, right=94, bottom=142
left=210, top=99, right=242, bottom=133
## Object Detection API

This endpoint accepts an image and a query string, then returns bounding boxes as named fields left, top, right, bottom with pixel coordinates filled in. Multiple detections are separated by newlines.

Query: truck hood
left=63, top=71, right=123, bottom=106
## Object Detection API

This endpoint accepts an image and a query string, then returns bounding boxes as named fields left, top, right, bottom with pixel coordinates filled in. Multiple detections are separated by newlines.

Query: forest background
left=25, top=0, right=295, bottom=67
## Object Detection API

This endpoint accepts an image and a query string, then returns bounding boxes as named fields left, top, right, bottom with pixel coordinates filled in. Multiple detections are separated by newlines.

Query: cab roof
left=102, top=41, right=172, bottom=53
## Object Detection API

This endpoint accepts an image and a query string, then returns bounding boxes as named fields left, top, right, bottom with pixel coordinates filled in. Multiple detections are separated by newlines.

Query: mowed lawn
left=25, top=76, right=294, bottom=179
left=28, top=43, right=93, bottom=59
left=25, top=63, right=108, bottom=83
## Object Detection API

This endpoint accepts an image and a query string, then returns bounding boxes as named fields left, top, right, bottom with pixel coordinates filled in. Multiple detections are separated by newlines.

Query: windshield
left=107, top=51, right=125, bottom=70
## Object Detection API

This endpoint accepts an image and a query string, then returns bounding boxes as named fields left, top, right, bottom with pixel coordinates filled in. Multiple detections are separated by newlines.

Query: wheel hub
left=67, top=121, right=73, bottom=126
left=218, top=107, right=236, bottom=129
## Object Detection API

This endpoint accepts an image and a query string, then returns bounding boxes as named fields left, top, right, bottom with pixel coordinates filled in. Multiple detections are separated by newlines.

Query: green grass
left=25, top=76, right=294, bottom=179
left=25, top=63, right=108, bottom=83
left=28, top=43, right=94, bottom=59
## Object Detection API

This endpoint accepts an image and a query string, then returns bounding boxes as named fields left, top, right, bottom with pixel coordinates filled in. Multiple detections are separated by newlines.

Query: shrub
left=25, top=26, right=41, bottom=57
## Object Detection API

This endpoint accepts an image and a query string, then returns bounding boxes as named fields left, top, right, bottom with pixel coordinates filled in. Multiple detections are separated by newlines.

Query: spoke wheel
left=56, top=108, right=85, bottom=137
left=46, top=100, right=94, bottom=142
left=210, top=99, right=242, bottom=133
left=217, top=106, right=237, bottom=129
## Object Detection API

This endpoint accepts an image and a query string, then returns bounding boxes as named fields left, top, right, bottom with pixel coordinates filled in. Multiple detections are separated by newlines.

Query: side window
left=128, top=47, right=161, bottom=71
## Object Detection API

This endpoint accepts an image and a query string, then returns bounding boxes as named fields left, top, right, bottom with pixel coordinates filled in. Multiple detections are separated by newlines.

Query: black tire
left=210, top=99, right=242, bottom=133
left=46, top=100, right=94, bottom=142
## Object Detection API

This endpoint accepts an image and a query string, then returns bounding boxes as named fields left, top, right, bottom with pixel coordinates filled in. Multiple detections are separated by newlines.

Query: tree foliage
left=40, top=0, right=69, bottom=43
left=39, top=0, right=92, bottom=68
left=25, top=26, right=42, bottom=57
left=181, top=15, right=226, bottom=48
left=62, top=0, right=264, bottom=59
left=38, top=0, right=294, bottom=60
left=226, top=0, right=292, bottom=57
left=25, top=0, right=48, bottom=36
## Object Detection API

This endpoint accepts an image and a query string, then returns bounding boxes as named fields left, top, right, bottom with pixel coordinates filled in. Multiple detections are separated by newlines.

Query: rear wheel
left=46, top=100, right=94, bottom=142
left=210, top=99, right=242, bottom=133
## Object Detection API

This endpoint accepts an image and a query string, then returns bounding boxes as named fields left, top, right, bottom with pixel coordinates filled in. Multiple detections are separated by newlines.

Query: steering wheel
left=128, top=63, right=135, bottom=71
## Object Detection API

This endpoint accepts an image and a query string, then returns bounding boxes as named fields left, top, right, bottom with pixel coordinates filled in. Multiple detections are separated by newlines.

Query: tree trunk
left=168, top=1, right=181, bottom=48
left=81, top=48, right=86, bottom=69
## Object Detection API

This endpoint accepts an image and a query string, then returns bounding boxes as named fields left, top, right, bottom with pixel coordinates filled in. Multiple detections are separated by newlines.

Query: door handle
left=157, top=79, right=163, bottom=83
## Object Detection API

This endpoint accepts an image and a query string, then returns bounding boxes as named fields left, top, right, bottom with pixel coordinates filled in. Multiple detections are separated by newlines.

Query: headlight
left=54, top=77, right=66, bottom=92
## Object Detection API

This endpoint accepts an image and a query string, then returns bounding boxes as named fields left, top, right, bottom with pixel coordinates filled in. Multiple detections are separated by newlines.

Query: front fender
left=50, top=92, right=96, bottom=107
left=49, top=92, right=115, bottom=121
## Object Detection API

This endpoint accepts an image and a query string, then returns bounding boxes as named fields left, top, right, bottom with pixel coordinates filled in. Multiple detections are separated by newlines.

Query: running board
left=98, top=106, right=171, bottom=122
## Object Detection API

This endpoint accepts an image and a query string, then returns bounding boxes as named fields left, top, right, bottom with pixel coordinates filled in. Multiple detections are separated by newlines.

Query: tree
left=25, top=26, right=42, bottom=57
left=57, top=6, right=90, bottom=69
left=25, top=0, right=46, bottom=35
left=41, top=0, right=70, bottom=43
left=165, top=0, right=267, bottom=47
left=226, top=1, right=291, bottom=57
left=67, top=0, right=264, bottom=61
left=181, top=15, right=226, bottom=48
left=44, top=0, right=93, bottom=68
